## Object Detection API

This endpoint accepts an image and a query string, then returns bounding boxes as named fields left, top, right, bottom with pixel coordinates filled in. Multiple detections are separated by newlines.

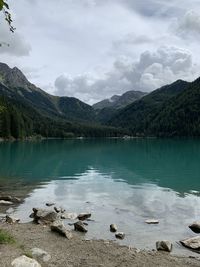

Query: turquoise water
left=0, top=139, right=200, bottom=255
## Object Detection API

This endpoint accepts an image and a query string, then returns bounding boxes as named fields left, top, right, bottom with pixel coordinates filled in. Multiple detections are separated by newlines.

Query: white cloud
left=54, top=46, right=197, bottom=104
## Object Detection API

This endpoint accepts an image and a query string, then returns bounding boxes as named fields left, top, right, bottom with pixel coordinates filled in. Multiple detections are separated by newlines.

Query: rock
left=0, top=200, right=13, bottom=205
left=61, top=212, right=77, bottom=220
left=51, top=221, right=73, bottom=239
left=145, top=219, right=159, bottom=224
left=156, top=240, right=172, bottom=252
left=11, top=255, right=41, bottom=267
left=31, top=208, right=59, bottom=225
left=115, top=232, right=125, bottom=239
left=54, top=207, right=61, bottom=213
left=31, top=247, right=51, bottom=262
left=6, top=215, right=20, bottom=224
left=74, top=221, right=88, bottom=233
left=46, top=203, right=54, bottom=207
left=180, top=236, right=200, bottom=250
left=0, top=196, right=21, bottom=203
left=77, top=213, right=91, bottom=221
left=110, top=224, right=117, bottom=232
left=189, top=221, right=200, bottom=233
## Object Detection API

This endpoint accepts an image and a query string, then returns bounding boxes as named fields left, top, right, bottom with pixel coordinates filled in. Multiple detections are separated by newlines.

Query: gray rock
left=46, top=202, right=55, bottom=207
left=51, top=221, right=73, bottom=239
left=6, top=215, right=20, bottom=224
left=77, top=213, right=91, bottom=221
left=110, top=224, right=117, bottom=232
left=0, top=200, right=13, bottom=205
left=74, top=221, right=88, bottom=233
left=31, top=208, right=59, bottom=225
left=189, top=221, right=200, bottom=233
left=145, top=219, right=159, bottom=224
left=180, top=236, right=200, bottom=250
left=156, top=240, right=172, bottom=252
left=54, top=207, right=61, bottom=213
left=31, top=247, right=51, bottom=262
left=61, top=212, right=77, bottom=220
left=115, top=232, right=125, bottom=239
left=11, top=255, right=41, bottom=267
left=0, top=196, right=21, bottom=203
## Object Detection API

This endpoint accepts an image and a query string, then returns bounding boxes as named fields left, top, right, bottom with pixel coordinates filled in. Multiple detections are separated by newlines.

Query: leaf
left=0, top=0, right=4, bottom=11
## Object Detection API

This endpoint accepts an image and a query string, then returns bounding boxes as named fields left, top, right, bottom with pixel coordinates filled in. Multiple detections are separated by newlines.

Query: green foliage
left=0, top=229, right=15, bottom=244
left=0, top=0, right=15, bottom=32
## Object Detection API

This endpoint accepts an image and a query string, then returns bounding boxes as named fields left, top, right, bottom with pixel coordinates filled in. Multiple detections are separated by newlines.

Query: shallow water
left=1, top=139, right=200, bottom=255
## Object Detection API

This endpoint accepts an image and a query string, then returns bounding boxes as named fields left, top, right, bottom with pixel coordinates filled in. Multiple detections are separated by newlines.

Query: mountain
left=93, top=90, right=147, bottom=110
left=0, top=63, right=124, bottom=139
left=0, top=63, right=96, bottom=123
left=108, top=79, right=190, bottom=135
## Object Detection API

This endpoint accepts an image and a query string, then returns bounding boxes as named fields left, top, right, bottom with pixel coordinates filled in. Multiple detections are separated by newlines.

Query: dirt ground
left=0, top=222, right=199, bottom=267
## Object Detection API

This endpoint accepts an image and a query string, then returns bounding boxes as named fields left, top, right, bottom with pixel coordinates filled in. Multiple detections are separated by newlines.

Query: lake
left=0, top=138, right=200, bottom=255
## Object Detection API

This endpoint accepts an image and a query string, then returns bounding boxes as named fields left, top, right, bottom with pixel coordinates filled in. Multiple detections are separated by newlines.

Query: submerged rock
left=74, top=221, right=88, bottom=233
left=51, top=221, right=73, bottom=239
left=145, top=219, right=159, bottom=225
left=180, top=236, right=200, bottom=250
left=115, top=232, right=125, bottom=240
left=77, top=213, right=91, bottom=221
left=31, top=208, right=59, bottom=225
left=110, top=224, right=117, bottom=232
left=0, top=196, right=21, bottom=203
left=11, top=255, right=41, bottom=267
left=189, top=221, right=200, bottom=233
left=0, top=200, right=13, bottom=205
left=31, top=248, right=51, bottom=262
left=54, top=207, right=62, bottom=213
left=6, top=215, right=20, bottom=224
left=61, top=212, right=77, bottom=220
left=46, top=202, right=55, bottom=207
left=156, top=240, right=172, bottom=252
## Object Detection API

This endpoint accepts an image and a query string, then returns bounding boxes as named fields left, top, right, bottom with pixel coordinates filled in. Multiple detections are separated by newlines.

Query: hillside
left=93, top=90, right=147, bottom=110
left=108, top=79, right=190, bottom=135
left=0, top=63, right=96, bottom=123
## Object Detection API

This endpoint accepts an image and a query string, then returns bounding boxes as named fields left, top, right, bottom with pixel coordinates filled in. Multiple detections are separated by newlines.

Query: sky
left=0, top=0, right=200, bottom=104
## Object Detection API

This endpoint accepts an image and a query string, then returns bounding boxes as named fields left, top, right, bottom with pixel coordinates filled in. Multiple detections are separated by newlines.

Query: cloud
left=54, top=46, right=197, bottom=104
left=0, top=19, right=31, bottom=56
left=174, top=10, right=200, bottom=38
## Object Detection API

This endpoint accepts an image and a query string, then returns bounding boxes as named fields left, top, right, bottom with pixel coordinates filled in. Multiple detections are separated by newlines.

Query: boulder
left=31, top=208, right=59, bottom=225
left=0, top=200, right=13, bottom=205
left=6, top=215, right=20, bottom=224
left=61, top=212, right=77, bottom=220
left=110, top=224, right=117, bottom=232
left=189, top=221, right=200, bottom=233
left=31, top=248, right=51, bottom=262
left=115, top=232, right=125, bottom=239
left=77, top=213, right=91, bottom=221
left=156, top=240, right=172, bottom=252
left=51, top=221, right=73, bottom=239
left=145, top=219, right=159, bottom=225
left=74, top=221, right=88, bottom=233
left=180, top=236, right=200, bottom=250
left=11, top=255, right=41, bottom=267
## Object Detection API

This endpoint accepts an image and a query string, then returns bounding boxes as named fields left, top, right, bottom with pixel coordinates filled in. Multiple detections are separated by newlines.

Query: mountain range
left=0, top=62, right=200, bottom=138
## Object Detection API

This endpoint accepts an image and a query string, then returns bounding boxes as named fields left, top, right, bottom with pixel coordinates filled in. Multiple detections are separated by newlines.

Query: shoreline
left=0, top=222, right=200, bottom=267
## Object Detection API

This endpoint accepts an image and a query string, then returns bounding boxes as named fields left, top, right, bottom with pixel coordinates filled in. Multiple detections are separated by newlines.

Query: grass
left=0, top=229, right=16, bottom=244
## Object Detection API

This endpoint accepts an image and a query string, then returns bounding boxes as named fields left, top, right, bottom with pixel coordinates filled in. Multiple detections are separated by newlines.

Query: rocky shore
left=0, top=197, right=200, bottom=266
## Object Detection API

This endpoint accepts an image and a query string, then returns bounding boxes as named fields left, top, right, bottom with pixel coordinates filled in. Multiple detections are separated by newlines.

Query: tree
left=0, top=0, right=15, bottom=32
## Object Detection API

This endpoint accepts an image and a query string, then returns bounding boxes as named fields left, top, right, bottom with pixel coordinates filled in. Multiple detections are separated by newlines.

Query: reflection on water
left=1, top=139, right=200, bottom=255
